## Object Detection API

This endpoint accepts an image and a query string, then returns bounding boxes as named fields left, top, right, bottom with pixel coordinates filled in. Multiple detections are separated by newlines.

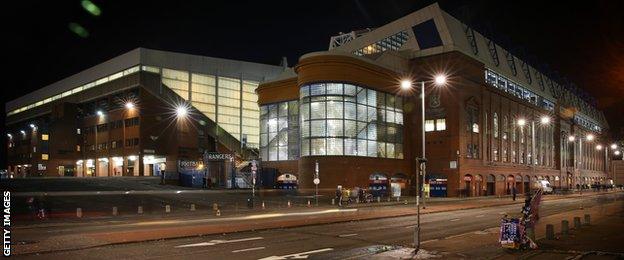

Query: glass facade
left=259, top=100, right=299, bottom=161
left=354, top=31, right=410, bottom=56
left=299, top=83, right=404, bottom=159
left=485, top=69, right=555, bottom=112
left=159, top=69, right=261, bottom=148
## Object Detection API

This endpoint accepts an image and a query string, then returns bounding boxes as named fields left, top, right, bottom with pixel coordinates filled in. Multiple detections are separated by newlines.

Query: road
left=18, top=192, right=623, bottom=259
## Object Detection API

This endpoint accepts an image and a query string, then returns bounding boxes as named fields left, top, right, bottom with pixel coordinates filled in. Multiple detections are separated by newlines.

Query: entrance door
left=487, top=182, right=495, bottom=196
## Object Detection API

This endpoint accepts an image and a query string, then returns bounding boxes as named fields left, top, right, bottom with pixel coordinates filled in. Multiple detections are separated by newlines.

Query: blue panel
left=412, top=19, right=443, bottom=50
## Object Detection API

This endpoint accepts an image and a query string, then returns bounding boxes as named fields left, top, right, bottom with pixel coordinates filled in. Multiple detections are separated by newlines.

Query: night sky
left=2, top=0, right=623, bottom=167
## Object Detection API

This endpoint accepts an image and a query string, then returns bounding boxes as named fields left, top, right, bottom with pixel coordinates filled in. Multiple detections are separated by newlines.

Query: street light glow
left=400, top=79, right=412, bottom=90
left=615, top=150, right=621, bottom=156
left=29, top=124, right=36, bottom=129
left=434, top=74, right=447, bottom=85
left=7, top=133, right=12, bottom=139
left=596, top=144, right=603, bottom=150
left=517, top=119, right=526, bottom=126
left=176, top=106, right=188, bottom=117
left=611, top=143, right=618, bottom=150
left=125, top=102, right=135, bottom=109
left=540, top=116, right=550, bottom=124
left=20, top=130, right=26, bottom=135
left=568, top=135, right=576, bottom=142
left=586, top=134, right=594, bottom=141
left=96, top=110, right=104, bottom=117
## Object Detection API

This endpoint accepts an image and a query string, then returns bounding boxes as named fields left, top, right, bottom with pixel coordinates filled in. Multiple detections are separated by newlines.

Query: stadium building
left=5, top=48, right=285, bottom=185
left=256, top=3, right=613, bottom=196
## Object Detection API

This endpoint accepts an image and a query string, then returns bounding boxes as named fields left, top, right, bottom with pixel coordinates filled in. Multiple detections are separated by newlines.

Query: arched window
left=493, top=112, right=499, bottom=138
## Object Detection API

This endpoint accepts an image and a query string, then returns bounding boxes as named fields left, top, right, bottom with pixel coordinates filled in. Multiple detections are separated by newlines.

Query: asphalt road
left=18, top=192, right=623, bottom=259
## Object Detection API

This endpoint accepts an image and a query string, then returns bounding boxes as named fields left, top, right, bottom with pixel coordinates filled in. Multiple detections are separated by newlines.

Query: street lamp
left=610, top=143, right=618, bottom=150
left=568, top=135, right=576, bottom=142
left=586, top=134, right=594, bottom=141
left=540, top=116, right=550, bottom=125
left=615, top=150, right=621, bottom=156
left=6, top=133, right=12, bottom=139
left=96, top=110, right=104, bottom=117
left=401, top=73, right=447, bottom=254
left=29, top=123, right=36, bottom=130
left=176, top=106, right=188, bottom=118
left=125, top=101, right=135, bottom=110
left=517, top=118, right=526, bottom=126
left=596, top=144, right=603, bottom=151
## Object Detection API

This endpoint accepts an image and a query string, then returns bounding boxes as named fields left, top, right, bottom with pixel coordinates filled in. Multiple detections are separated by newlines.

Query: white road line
left=450, top=218, right=460, bottom=222
left=232, top=247, right=265, bottom=253
left=338, top=233, right=358, bottom=237
left=258, top=248, right=334, bottom=260
left=175, top=236, right=263, bottom=248
left=476, top=215, right=485, bottom=218
left=421, top=239, right=439, bottom=244
left=405, top=225, right=415, bottom=229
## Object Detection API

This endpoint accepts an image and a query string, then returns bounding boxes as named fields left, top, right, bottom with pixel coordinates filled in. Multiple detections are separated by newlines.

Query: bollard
left=213, top=203, right=219, bottom=211
left=262, top=201, right=266, bottom=209
left=307, top=200, right=311, bottom=207
left=138, top=206, right=143, bottom=214
left=545, top=224, right=555, bottom=240
left=288, top=200, right=292, bottom=208
left=584, top=214, right=590, bottom=225
left=112, top=206, right=118, bottom=216
left=216, top=209, right=221, bottom=216
left=190, top=204, right=196, bottom=211
left=377, top=197, right=381, bottom=203
left=332, top=198, right=335, bottom=205
left=561, top=220, right=569, bottom=237
left=76, top=208, right=83, bottom=218
left=574, top=217, right=582, bottom=229
left=165, top=205, right=171, bottom=213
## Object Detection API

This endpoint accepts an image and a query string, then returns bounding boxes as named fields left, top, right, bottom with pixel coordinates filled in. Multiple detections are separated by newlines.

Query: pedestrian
left=336, top=185, right=343, bottom=206
left=512, top=186, right=517, bottom=201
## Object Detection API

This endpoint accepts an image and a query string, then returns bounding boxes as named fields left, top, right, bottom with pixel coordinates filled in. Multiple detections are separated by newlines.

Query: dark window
left=125, top=117, right=140, bottom=127
left=97, top=124, right=108, bottom=132
left=412, top=19, right=443, bottom=50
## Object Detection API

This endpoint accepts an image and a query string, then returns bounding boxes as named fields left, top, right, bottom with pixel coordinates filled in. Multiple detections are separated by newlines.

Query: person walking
left=336, top=185, right=343, bottom=207
left=512, top=186, right=517, bottom=201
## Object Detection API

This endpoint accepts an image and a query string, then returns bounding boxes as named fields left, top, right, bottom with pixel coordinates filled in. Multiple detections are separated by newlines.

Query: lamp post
left=402, top=74, right=447, bottom=254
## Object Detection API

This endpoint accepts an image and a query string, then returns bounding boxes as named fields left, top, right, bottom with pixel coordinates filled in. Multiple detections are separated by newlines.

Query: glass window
left=311, top=138, right=326, bottom=155
left=41, top=134, right=49, bottom=141
left=425, top=120, right=435, bottom=132
left=298, top=83, right=404, bottom=159
left=436, top=119, right=446, bottom=131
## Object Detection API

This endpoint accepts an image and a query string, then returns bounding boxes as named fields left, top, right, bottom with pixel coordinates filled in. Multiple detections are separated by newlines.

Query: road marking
left=450, top=218, right=460, bottom=222
left=258, top=248, right=334, bottom=260
left=232, top=247, right=265, bottom=253
left=422, top=239, right=439, bottom=244
left=338, top=233, right=358, bottom=237
left=476, top=215, right=484, bottom=218
left=175, top=236, right=263, bottom=248
left=405, top=225, right=415, bottom=229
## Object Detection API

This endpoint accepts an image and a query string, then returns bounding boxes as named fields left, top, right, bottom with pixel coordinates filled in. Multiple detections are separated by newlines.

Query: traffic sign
left=313, top=178, right=320, bottom=185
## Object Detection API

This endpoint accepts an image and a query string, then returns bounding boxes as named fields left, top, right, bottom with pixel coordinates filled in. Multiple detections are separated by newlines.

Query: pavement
left=11, top=190, right=623, bottom=258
